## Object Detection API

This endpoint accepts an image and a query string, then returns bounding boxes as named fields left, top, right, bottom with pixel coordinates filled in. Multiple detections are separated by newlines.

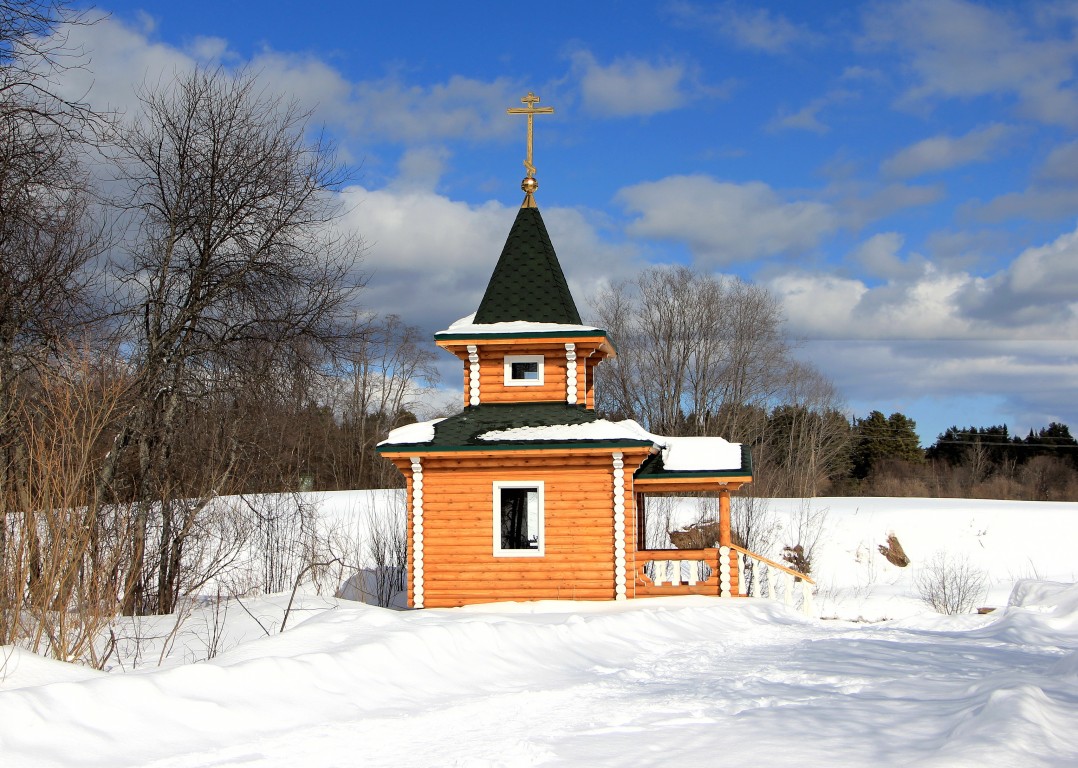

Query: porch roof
left=633, top=445, right=753, bottom=490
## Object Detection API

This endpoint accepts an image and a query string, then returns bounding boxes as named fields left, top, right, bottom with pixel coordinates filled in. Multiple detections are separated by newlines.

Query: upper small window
left=504, top=355, right=544, bottom=386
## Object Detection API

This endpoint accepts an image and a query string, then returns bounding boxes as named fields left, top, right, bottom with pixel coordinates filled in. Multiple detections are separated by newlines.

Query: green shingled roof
left=473, top=207, right=582, bottom=325
left=377, top=403, right=652, bottom=453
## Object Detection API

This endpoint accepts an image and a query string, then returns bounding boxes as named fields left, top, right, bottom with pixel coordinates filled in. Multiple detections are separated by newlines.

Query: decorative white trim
left=719, top=545, right=732, bottom=597
left=467, top=345, right=480, bottom=406
left=503, top=354, right=544, bottom=386
left=565, top=343, right=578, bottom=405
left=410, top=457, right=425, bottom=608
left=612, top=452, right=626, bottom=600
left=492, top=481, right=545, bottom=557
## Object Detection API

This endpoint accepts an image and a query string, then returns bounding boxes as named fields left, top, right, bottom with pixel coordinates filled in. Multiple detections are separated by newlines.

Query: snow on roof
left=660, top=436, right=743, bottom=472
left=478, top=418, right=659, bottom=443
left=436, top=312, right=602, bottom=336
left=378, top=418, right=445, bottom=446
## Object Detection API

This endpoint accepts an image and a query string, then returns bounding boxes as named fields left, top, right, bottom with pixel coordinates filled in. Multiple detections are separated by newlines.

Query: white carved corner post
left=410, top=456, right=425, bottom=608
left=718, top=546, right=732, bottom=598
left=612, top=452, right=627, bottom=600
left=565, top=343, right=578, bottom=405
left=467, top=345, right=480, bottom=406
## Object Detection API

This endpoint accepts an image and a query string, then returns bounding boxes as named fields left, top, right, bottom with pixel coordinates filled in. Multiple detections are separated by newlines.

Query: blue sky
left=62, top=1, right=1078, bottom=444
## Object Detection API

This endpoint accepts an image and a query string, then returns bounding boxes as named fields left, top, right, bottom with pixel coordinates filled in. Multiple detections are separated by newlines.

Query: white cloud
left=1037, top=140, right=1078, bottom=182
left=618, top=175, right=836, bottom=265
left=834, top=181, right=945, bottom=229
left=770, top=267, right=970, bottom=341
left=965, top=185, right=1078, bottom=223
left=862, top=0, right=1078, bottom=126
left=338, top=186, right=643, bottom=334
left=849, top=232, right=926, bottom=280
left=669, top=1, right=818, bottom=54
left=769, top=224, right=1078, bottom=346
left=767, top=90, right=854, bottom=134
left=571, top=51, right=691, bottom=117
left=53, top=13, right=199, bottom=116
left=881, top=124, right=1015, bottom=178
left=56, top=15, right=521, bottom=146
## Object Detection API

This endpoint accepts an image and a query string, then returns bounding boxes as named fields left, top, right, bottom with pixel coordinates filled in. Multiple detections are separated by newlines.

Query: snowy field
left=2, top=492, right=1077, bottom=767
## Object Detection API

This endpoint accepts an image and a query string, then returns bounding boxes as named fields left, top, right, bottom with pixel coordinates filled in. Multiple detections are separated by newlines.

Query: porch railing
left=731, top=544, right=815, bottom=616
left=634, top=545, right=815, bottom=616
left=635, top=547, right=735, bottom=598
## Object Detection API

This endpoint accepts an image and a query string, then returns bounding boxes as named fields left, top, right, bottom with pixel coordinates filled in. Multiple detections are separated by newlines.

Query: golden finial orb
left=521, top=177, right=539, bottom=195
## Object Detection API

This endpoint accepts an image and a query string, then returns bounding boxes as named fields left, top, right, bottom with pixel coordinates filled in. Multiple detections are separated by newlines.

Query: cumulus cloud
left=861, top=0, right=1078, bottom=126
left=849, top=232, right=926, bottom=280
left=958, top=225, right=1078, bottom=323
left=571, top=51, right=692, bottom=117
left=669, top=1, right=818, bottom=54
left=617, top=175, right=836, bottom=265
left=768, top=223, right=1078, bottom=438
left=881, top=123, right=1015, bottom=178
left=773, top=224, right=1078, bottom=344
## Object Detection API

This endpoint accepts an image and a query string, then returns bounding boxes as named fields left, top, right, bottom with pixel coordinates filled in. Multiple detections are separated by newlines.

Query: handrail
left=637, top=548, right=718, bottom=561
left=729, top=543, right=815, bottom=585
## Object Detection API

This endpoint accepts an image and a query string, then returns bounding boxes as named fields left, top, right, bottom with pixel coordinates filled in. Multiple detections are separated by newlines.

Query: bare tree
left=592, top=266, right=794, bottom=440
left=99, top=67, right=364, bottom=615
left=332, top=313, right=439, bottom=488
left=758, top=363, right=851, bottom=497
left=0, top=0, right=110, bottom=516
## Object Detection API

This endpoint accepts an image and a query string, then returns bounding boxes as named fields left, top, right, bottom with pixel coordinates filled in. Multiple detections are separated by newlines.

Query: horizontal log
left=634, top=585, right=722, bottom=597
left=421, top=576, right=615, bottom=586
left=421, top=589, right=615, bottom=599
left=422, top=595, right=616, bottom=607
left=419, top=491, right=624, bottom=503
left=421, top=557, right=619, bottom=567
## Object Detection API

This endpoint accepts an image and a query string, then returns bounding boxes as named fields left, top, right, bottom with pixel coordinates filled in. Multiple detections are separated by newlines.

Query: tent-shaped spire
left=472, top=206, right=582, bottom=325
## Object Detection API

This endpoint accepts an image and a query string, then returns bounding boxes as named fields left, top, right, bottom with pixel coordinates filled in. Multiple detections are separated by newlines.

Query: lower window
left=493, top=481, right=544, bottom=556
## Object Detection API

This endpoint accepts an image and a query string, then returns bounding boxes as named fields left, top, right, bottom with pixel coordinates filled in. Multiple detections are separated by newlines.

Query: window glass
left=511, top=361, right=539, bottom=381
left=503, top=355, right=544, bottom=386
left=493, top=482, right=544, bottom=556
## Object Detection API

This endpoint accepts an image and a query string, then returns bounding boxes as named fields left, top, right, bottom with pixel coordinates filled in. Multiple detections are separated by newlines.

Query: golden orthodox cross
left=507, top=91, right=554, bottom=179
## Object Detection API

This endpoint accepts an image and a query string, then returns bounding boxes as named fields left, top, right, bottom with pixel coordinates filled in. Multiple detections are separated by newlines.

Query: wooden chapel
left=378, top=92, right=810, bottom=609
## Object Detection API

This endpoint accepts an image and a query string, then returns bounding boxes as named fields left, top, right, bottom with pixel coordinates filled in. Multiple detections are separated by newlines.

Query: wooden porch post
left=718, top=487, right=736, bottom=596
left=718, top=487, right=731, bottom=547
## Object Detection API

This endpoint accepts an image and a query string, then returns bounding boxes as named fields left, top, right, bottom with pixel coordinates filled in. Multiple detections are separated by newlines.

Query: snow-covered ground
left=2, top=493, right=1077, bottom=767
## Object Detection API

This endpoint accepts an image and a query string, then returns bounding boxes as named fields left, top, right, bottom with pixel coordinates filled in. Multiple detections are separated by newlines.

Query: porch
left=634, top=545, right=816, bottom=615
left=630, top=476, right=815, bottom=615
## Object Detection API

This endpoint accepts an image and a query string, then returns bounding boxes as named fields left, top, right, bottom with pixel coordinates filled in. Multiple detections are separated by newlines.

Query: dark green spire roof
left=473, top=206, right=582, bottom=325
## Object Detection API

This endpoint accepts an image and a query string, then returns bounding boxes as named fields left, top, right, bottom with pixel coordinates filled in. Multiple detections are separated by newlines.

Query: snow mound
left=0, top=647, right=104, bottom=692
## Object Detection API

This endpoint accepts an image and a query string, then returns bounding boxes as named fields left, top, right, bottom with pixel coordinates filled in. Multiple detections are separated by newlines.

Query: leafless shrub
left=365, top=497, right=406, bottom=607
left=780, top=502, right=827, bottom=577
left=915, top=552, right=988, bottom=615
left=0, top=351, right=130, bottom=666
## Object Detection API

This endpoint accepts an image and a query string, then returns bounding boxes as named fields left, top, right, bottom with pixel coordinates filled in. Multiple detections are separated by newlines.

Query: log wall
left=393, top=448, right=650, bottom=608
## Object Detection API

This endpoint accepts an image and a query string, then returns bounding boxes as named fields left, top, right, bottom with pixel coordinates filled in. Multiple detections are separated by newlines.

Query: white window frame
left=492, top=481, right=545, bottom=557
left=503, top=355, right=544, bottom=386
